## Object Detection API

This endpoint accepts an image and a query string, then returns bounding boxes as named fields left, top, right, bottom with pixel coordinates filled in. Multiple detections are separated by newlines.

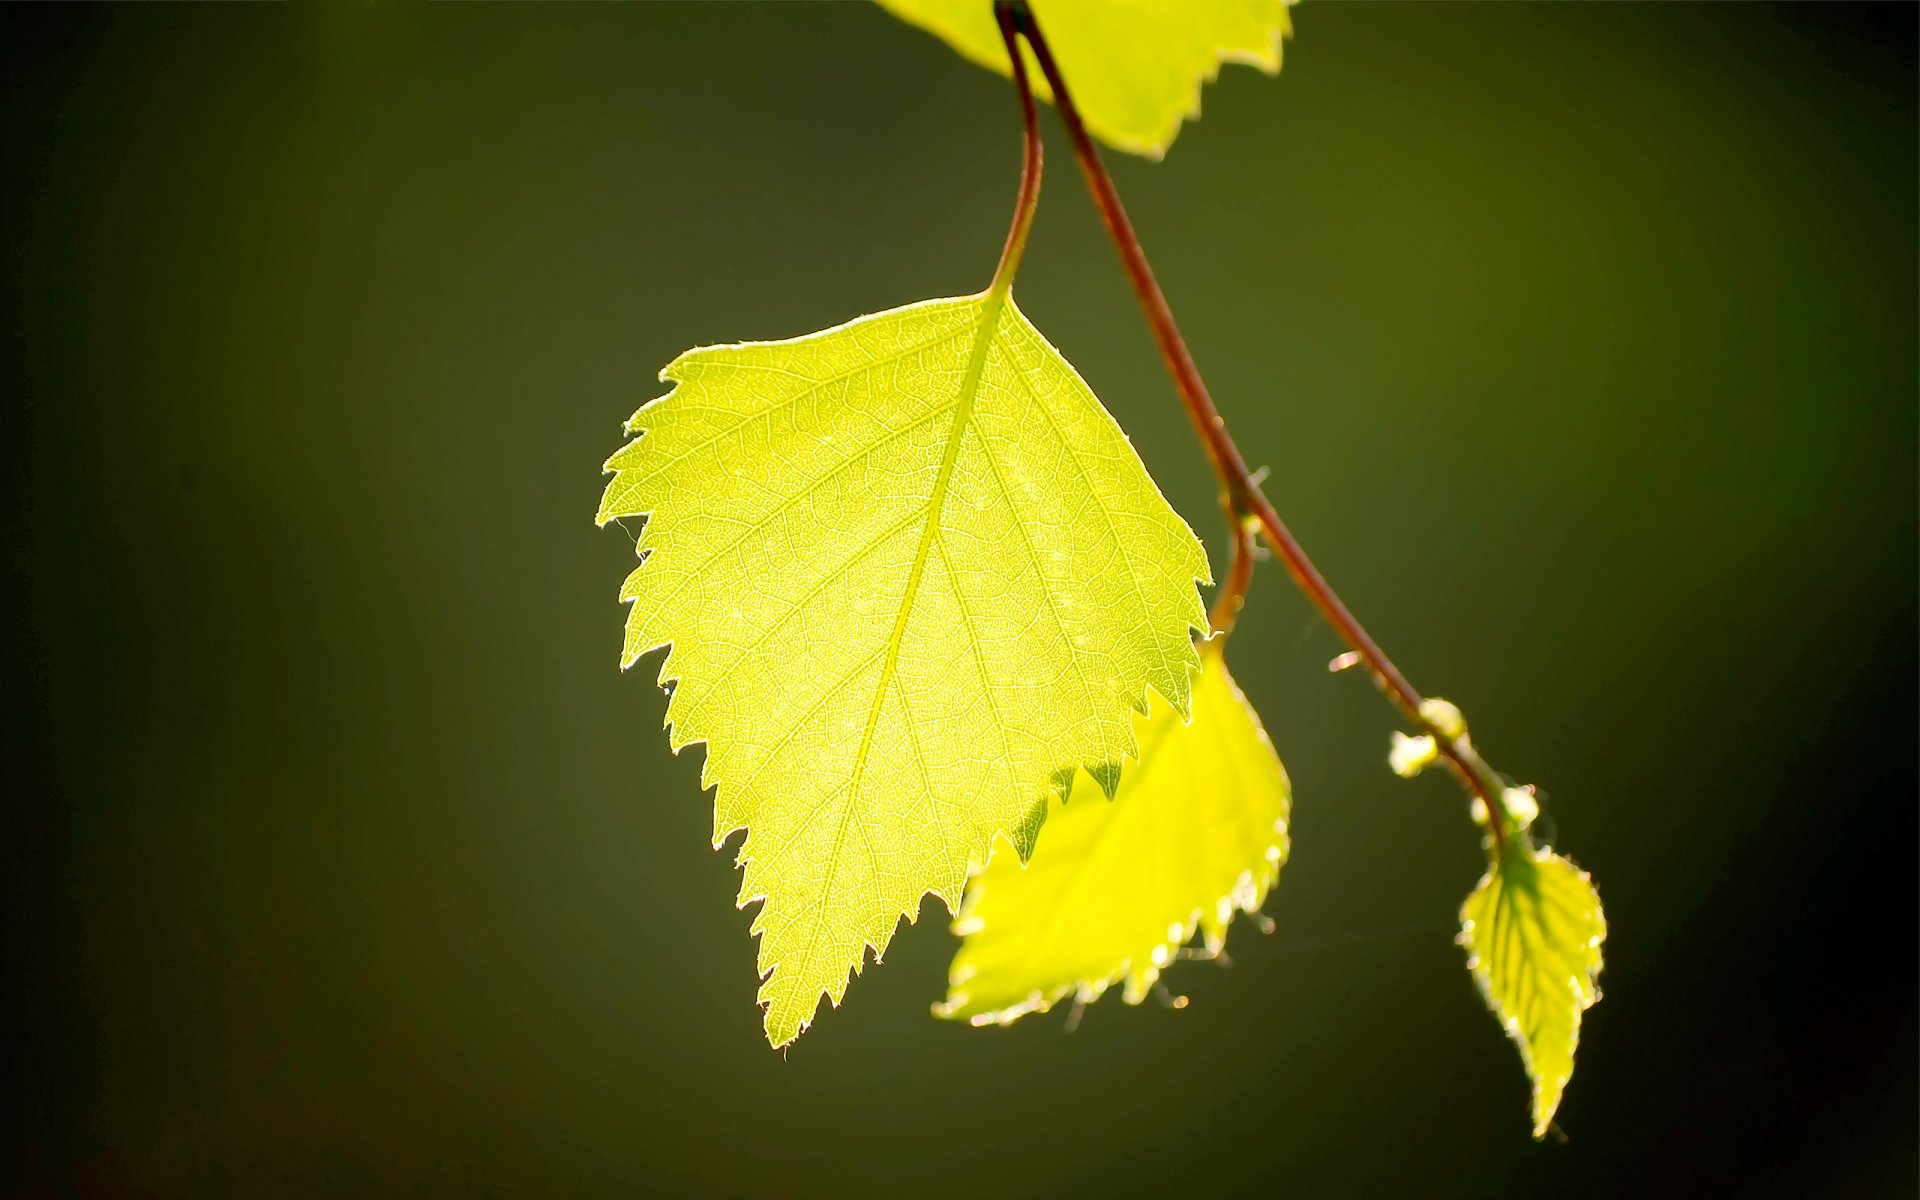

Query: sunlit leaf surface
left=874, top=0, right=1292, bottom=159
left=599, top=290, right=1208, bottom=1046
left=1459, top=843, right=1608, bottom=1137
left=937, top=648, right=1288, bottom=1025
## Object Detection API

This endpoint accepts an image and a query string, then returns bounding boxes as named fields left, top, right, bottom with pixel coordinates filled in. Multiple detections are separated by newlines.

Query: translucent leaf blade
left=937, top=650, right=1289, bottom=1025
left=1459, top=844, right=1608, bottom=1138
left=873, top=0, right=1293, bottom=159
left=599, top=291, right=1210, bottom=1047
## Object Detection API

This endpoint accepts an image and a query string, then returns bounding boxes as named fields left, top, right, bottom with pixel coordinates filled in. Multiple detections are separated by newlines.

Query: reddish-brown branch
left=1000, top=1, right=1510, bottom=853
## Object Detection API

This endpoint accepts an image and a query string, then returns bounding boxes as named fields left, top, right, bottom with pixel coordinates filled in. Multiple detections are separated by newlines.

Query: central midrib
left=788, top=290, right=1010, bottom=993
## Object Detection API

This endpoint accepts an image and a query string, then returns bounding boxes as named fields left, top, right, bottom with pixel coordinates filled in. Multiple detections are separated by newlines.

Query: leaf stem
left=1207, top=512, right=1257, bottom=638
left=999, top=1, right=1510, bottom=855
left=988, top=1, right=1042, bottom=298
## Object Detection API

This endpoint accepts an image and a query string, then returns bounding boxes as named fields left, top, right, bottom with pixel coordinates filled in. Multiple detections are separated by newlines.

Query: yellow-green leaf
left=873, top=0, right=1292, bottom=160
left=1459, top=844, right=1608, bottom=1138
left=936, top=647, right=1288, bottom=1025
left=599, top=290, right=1209, bottom=1047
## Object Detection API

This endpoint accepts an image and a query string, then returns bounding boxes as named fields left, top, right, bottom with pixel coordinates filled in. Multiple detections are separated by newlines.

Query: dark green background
left=9, top=3, right=1915, bottom=1196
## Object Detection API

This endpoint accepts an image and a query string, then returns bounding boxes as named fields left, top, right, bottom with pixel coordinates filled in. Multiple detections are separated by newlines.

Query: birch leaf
left=1460, top=843, right=1608, bottom=1137
left=873, top=0, right=1293, bottom=159
left=937, top=648, right=1288, bottom=1025
left=598, top=290, right=1209, bottom=1047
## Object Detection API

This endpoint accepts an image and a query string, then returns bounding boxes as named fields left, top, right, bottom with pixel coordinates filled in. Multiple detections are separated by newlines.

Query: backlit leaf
left=599, top=289, right=1209, bottom=1047
left=873, top=0, right=1292, bottom=159
left=937, top=646, right=1288, bottom=1025
left=1459, top=842, right=1608, bottom=1137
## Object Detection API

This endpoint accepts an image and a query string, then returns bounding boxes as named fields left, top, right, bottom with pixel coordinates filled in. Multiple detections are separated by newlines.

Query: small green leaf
left=1459, top=843, right=1608, bottom=1138
left=937, top=648, right=1289, bottom=1025
left=599, top=290, right=1209, bottom=1047
left=873, top=0, right=1293, bottom=159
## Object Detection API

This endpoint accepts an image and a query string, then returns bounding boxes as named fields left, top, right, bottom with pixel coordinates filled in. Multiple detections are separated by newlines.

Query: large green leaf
left=937, top=647, right=1288, bottom=1025
left=599, top=289, right=1209, bottom=1046
left=874, top=0, right=1292, bottom=159
left=1460, top=843, right=1608, bottom=1137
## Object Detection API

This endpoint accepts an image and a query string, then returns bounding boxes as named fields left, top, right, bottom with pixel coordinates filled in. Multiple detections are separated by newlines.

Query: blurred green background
left=8, top=3, right=1914, bottom=1196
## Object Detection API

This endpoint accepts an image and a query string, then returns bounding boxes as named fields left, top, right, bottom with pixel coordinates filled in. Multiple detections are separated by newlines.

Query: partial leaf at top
left=1459, top=842, right=1608, bottom=1138
left=937, top=647, right=1289, bottom=1025
left=598, top=290, right=1210, bottom=1047
left=873, top=0, right=1293, bottom=159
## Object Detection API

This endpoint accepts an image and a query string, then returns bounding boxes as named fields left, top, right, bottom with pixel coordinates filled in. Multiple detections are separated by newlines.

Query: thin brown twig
left=999, top=1, right=1510, bottom=854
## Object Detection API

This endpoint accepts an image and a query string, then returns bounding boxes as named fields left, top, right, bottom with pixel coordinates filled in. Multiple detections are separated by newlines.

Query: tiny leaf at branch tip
left=1390, top=731, right=1438, bottom=778
left=938, top=653, right=1289, bottom=1026
left=1460, top=845, right=1607, bottom=1138
left=1418, top=696, right=1467, bottom=740
left=600, top=291, right=1208, bottom=1046
left=1472, top=785, right=1540, bottom=832
left=874, top=0, right=1294, bottom=158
